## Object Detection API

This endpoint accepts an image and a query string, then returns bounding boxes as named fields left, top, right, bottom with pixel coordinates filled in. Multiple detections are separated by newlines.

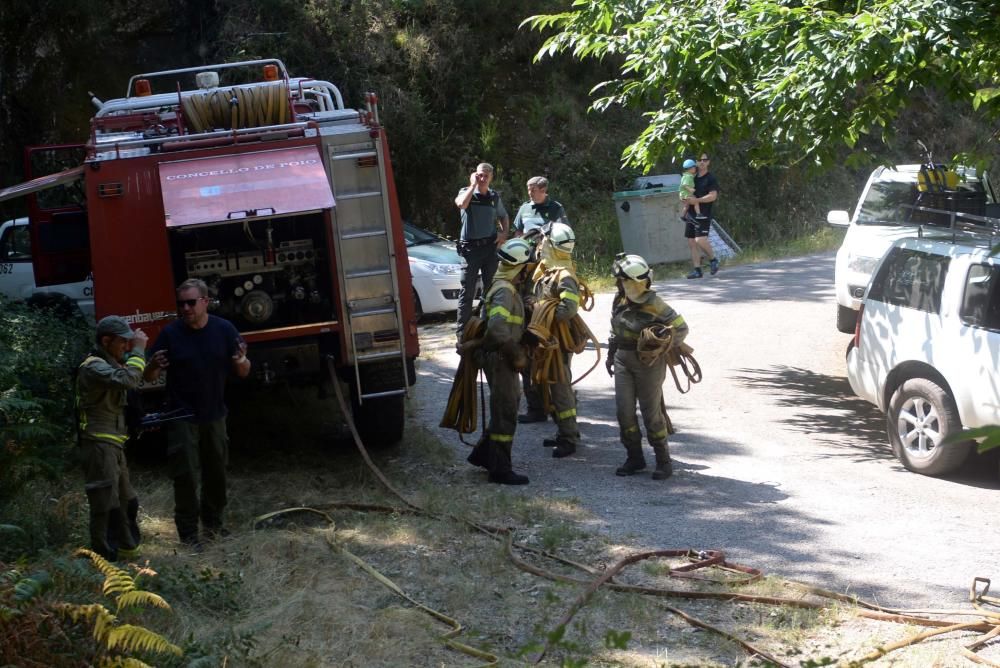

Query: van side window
left=0, top=225, right=32, bottom=261
left=869, top=247, right=950, bottom=314
left=960, top=264, right=1000, bottom=331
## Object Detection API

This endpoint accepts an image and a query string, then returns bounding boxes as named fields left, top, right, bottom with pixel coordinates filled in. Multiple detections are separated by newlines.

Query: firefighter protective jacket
left=481, top=278, right=525, bottom=351
left=76, top=348, right=147, bottom=447
left=610, top=290, right=687, bottom=350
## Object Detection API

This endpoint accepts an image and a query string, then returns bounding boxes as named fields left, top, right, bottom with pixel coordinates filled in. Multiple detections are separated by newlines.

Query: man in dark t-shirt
left=146, top=278, right=251, bottom=547
left=683, top=153, right=721, bottom=278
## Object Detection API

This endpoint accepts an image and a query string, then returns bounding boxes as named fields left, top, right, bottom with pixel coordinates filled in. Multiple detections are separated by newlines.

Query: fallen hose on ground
left=255, top=354, right=1000, bottom=666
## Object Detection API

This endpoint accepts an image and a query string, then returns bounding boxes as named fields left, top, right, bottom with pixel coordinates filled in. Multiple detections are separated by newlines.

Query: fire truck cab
left=0, top=59, right=418, bottom=445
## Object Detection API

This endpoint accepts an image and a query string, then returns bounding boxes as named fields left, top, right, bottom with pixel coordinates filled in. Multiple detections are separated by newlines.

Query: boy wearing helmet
left=533, top=222, right=582, bottom=458
left=608, top=254, right=688, bottom=480
left=461, top=238, right=534, bottom=484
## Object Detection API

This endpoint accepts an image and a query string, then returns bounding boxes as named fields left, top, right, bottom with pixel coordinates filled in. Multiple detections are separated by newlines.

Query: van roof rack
left=902, top=204, right=1000, bottom=246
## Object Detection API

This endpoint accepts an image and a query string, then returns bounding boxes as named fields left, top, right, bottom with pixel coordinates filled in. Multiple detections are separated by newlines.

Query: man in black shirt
left=145, top=278, right=251, bottom=547
left=683, top=154, right=721, bottom=278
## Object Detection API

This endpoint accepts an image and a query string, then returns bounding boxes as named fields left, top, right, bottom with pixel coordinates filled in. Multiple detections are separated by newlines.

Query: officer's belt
left=459, top=236, right=497, bottom=249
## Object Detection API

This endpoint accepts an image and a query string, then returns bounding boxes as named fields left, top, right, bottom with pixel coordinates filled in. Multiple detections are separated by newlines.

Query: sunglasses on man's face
left=698, top=158, right=710, bottom=162
left=177, top=298, right=201, bottom=308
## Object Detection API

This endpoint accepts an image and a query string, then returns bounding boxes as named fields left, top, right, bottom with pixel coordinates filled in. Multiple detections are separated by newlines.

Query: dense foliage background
left=0, top=0, right=995, bottom=265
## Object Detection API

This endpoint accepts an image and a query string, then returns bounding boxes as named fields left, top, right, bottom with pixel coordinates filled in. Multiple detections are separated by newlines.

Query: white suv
left=847, top=235, right=1000, bottom=475
left=828, top=164, right=994, bottom=333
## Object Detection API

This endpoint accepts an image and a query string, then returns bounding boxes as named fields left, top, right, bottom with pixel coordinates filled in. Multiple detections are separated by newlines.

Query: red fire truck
left=0, top=59, right=419, bottom=444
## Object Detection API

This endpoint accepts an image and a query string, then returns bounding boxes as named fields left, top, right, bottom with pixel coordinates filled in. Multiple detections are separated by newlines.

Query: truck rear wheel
left=351, top=393, right=405, bottom=449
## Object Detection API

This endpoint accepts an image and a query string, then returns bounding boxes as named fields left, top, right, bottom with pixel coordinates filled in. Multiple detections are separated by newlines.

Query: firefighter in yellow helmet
left=607, top=254, right=688, bottom=480
left=534, top=222, right=582, bottom=458
left=462, top=237, right=534, bottom=484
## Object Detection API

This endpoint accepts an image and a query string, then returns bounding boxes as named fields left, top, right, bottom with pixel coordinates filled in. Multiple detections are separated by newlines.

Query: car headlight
left=847, top=255, right=880, bottom=275
left=411, top=259, right=462, bottom=276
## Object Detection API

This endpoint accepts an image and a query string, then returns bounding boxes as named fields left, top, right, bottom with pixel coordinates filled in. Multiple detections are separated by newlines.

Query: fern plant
left=59, top=549, right=183, bottom=667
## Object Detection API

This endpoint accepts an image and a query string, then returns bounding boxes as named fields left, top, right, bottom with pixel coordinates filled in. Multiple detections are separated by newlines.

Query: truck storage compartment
left=167, top=212, right=335, bottom=331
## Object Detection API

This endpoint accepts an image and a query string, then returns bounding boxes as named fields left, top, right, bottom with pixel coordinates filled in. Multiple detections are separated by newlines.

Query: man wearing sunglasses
left=684, top=155, right=721, bottom=279
left=145, top=278, right=251, bottom=549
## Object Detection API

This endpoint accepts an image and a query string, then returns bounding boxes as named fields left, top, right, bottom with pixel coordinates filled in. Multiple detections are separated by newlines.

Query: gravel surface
left=411, top=253, right=1000, bottom=611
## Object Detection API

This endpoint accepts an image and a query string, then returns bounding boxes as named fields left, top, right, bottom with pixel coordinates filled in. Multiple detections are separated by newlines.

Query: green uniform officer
left=533, top=222, right=582, bottom=458
left=463, top=238, right=534, bottom=485
left=607, top=254, right=688, bottom=480
left=76, top=316, right=150, bottom=560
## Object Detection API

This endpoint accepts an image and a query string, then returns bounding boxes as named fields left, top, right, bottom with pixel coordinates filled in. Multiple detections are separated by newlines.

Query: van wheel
left=887, top=378, right=972, bottom=476
left=351, top=393, right=405, bottom=449
left=836, top=304, right=857, bottom=333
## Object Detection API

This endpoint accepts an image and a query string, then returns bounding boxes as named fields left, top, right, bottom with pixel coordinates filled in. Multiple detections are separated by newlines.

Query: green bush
left=0, top=297, right=91, bottom=505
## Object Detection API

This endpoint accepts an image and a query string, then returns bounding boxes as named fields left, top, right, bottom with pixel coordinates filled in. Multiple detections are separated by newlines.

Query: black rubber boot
left=488, top=442, right=529, bottom=485
left=651, top=442, right=673, bottom=480
left=467, top=432, right=490, bottom=469
left=552, top=440, right=577, bottom=458
left=615, top=445, right=647, bottom=476
left=518, top=411, right=548, bottom=424
left=90, top=510, right=117, bottom=561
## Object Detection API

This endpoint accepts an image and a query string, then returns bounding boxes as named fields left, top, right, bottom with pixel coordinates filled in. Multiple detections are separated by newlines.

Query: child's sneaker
left=686, top=267, right=703, bottom=279
left=709, top=257, right=720, bottom=275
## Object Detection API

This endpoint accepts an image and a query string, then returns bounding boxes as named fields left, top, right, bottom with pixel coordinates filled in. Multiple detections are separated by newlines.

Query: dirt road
left=411, top=253, right=1000, bottom=610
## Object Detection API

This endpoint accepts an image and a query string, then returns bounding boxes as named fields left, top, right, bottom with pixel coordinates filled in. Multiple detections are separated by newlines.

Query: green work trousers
left=167, top=418, right=228, bottom=541
left=80, top=438, right=139, bottom=560
left=613, top=350, right=669, bottom=449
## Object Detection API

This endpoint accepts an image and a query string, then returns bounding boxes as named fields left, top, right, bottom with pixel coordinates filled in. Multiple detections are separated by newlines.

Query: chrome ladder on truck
left=320, top=116, right=408, bottom=405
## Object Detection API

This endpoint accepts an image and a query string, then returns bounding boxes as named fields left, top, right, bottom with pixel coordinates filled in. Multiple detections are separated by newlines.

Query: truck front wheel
left=351, top=393, right=405, bottom=449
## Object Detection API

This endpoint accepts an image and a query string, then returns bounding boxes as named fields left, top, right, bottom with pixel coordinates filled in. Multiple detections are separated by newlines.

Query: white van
left=827, top=164, right=995, bottom=333
left=0, top=217, right=94, bottom=318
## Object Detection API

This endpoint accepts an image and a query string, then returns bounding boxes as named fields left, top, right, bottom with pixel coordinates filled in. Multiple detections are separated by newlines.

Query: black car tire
left=836, top=304, right=857, bottom=334
left=887, top=378, right=972, bottom=476
left=412, top=288, right=423, bottom=320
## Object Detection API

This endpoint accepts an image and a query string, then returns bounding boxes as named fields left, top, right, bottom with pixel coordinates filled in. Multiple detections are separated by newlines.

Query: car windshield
left=856, top=181, right=918, bottom=225
left=403, top=224, right=440, bottom=247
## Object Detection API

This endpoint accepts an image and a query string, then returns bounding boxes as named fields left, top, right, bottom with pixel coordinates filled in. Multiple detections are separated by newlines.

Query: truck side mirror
left=827, top=210, right=850, bottom=227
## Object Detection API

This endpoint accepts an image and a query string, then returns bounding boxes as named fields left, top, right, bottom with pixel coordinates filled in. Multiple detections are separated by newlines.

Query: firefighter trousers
left=167, top=419, right=228, bottom=541
left=80, top=438, right=139, bottom=560
left=550, top=351, right=580, bottom=445
left=485, top=352, right=520, bottom=474
left=613, top=350, right=669, bottom=450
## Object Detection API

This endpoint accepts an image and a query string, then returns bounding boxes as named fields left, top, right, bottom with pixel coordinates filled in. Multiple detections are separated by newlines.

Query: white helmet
left=613, top=253, right=651, bottom=281
left=546, top=222, right=576, bottom=253
left=497, top=238, right=532, bottom=265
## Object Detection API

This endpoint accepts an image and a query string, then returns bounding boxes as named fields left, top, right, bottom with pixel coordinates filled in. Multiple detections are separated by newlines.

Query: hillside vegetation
left=3, top=0, right=993, bottom=277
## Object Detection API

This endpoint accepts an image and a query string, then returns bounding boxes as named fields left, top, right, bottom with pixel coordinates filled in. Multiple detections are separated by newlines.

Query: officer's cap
left=96, top=315, right=135, bottom=340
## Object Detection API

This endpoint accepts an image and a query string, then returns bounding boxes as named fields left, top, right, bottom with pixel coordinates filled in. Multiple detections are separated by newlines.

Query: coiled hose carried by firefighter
left=181, top=81, right=290, bottom=133
left=637, top=324, right=702, bottom=394
left=526, top=288, right=601, bottom=413
left=439, top=318, right=486, bottom=442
